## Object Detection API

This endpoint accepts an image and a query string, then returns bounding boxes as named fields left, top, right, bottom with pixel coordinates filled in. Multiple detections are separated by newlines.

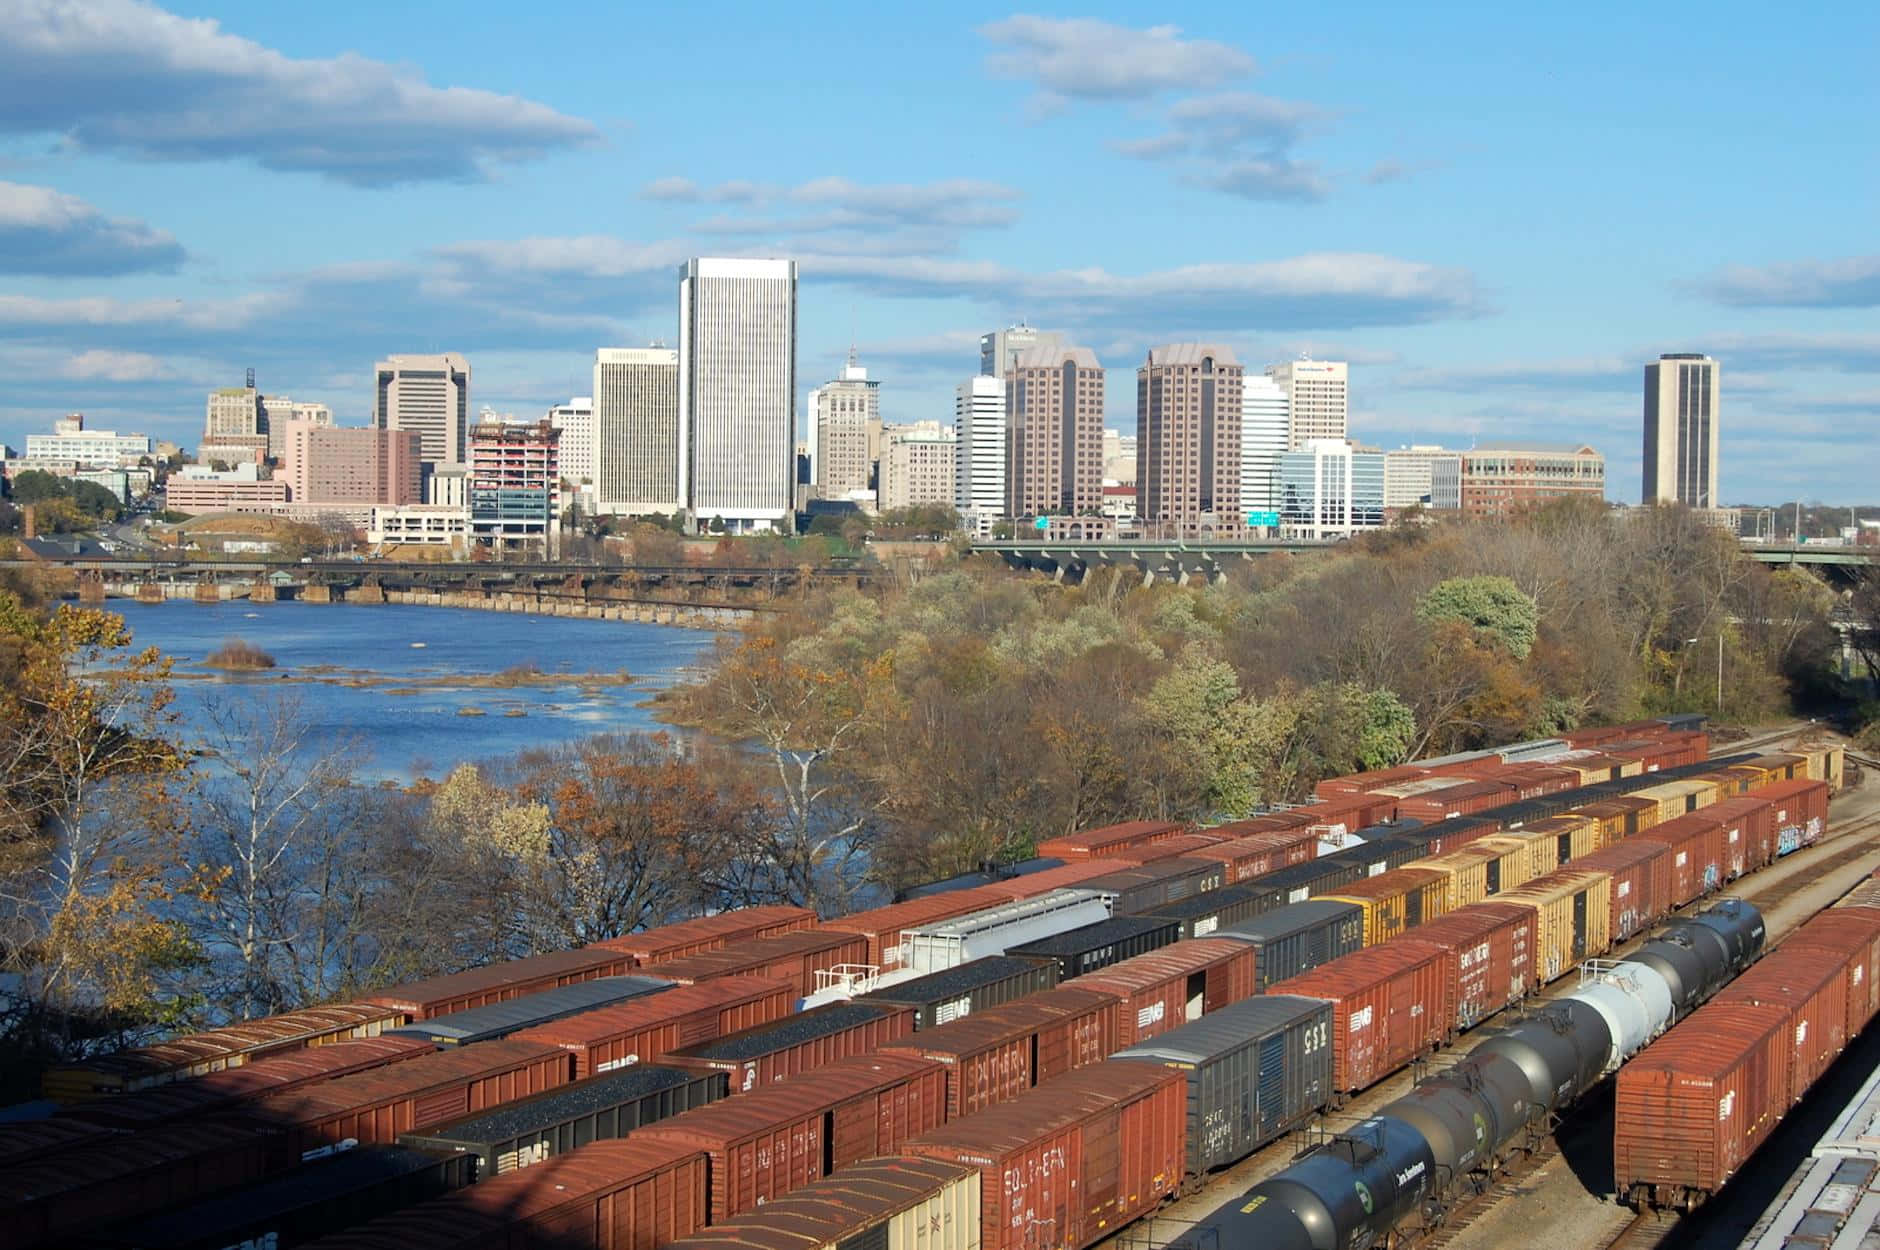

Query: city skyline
left=0, top=3, right=1873, bottom=502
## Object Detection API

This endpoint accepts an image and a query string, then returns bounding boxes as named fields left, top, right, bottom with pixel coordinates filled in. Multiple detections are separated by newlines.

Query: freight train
left=1199, top=898, right=1766, bottom=1249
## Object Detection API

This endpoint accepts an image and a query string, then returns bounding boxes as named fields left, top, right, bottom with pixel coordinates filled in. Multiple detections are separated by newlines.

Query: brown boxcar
left=1759, top=778, right=1830, bottom=854
left=1703, top=794, right=1777, bottom=876
left=295, top=1138, right=710, bottom=1250
left=512, top=976, right=797, bottom=1078
left=634, top=1054, right=947, bottom=1221
left=1788, top=909, right=1880, bottom=1035
left=67, top=1034, right=437, bottom=1133
left=1267, top=942, right=1449, bottom=1092
left=250, top=1039, right=572, bottom=1154
left=1316, top=765, right=1428, bottom=798
left=901, top=1061, right=1187, bottom=1250
left=880, top=987, right=1120, bottom=1118
left=1320, top=866, right=1451, bottom=944
left=1074, top=938, right=1256, bottom=1045
left=1186, top=828, right=1320, bottom=882
left=661, top=1002, right=914, bottom=1094
left=361, top=948, right=638, bottom=1020
left=1394, top=902, right=1535, bottom=1030
left=1571, top=841, right=1673, bottom=942
left=1103, top=832, right=1230, bottom=865
left=591, top=905, right=820, bottom=966
left=821, top=887, right=1012, bottom=970
left=1633, top=810, right=1729, bottom=904
left=662, top=1157, right=978, bottom=1250
left=974, top=858, right=1137, bottom=902
left=645, top=930, right=871, bottom=999
left=1297, top=793, right=1397, bottom=842
left=1711, top=957, right=1848, bottom=1103
left=1034, top=820, right=1191, bottom=861
left=1, top=1120, right=282, bottom=1250
left=42, top=1000, right=409, bottom=1100
left=1614, top=1001, right=1792, bottom=1208
left=1398, top=779, right=1518, bottom=824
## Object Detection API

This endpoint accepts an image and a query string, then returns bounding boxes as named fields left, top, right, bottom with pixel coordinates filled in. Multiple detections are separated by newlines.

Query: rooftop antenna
left=245, top=367, right=255, bottom=389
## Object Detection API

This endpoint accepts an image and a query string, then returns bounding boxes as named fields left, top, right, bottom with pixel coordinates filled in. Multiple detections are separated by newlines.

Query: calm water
left=110, top=602, right=719, bottom=780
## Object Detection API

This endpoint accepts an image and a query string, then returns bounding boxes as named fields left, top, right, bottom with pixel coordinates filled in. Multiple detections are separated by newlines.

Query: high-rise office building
left=278, top=422, right=422, bottom=506
left=878, top=422, right=956, bottom=512
left=1005, top=344, right=1104, bottom=518
left=1643, top=353, right=1719, bottom=507
left=1382, top=445, right=1459, bottom=510
left=468, top=417, right=560, bottom=557
left=811, top=351, right=880, bottom=502
left=954, top=375, right=1007, bottom=519
left=374, top=353, right=470, bottom=467
left=980, top=324, right=1063, bottom=378
left=1278, top=439, right=1385, bottom=539
left=1240, top=374, right=1289, bottom=514
left=204, top=383, right=262, bottom=442
left=680, top=258, right=797, bottom=533
left=1136, top=344, right=1243, bottom=528
left=593, top=347, right=681, bottom=516
left=1266, top=358, right=1348, bottom=450
left=548, top=396, right=595, bottom=490
left=262, top=399, right=332, bottom=461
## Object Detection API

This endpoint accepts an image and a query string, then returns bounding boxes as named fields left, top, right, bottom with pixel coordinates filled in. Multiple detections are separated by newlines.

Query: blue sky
left=2, top=0, right=1875, bottom=503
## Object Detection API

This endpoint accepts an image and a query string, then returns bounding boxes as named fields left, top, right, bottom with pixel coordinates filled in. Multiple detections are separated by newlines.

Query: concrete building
left=811, top=351, right=880, bottom=504
left=1430, top=442, right=1605, bottom=517
left=468, top=417, right=560, bottom=556
left=594, top=347, right=681, bottom=517
left=954, top=375, right=1007, bottom=522
left=425, top=463, right=469, bottom=509
left=369, top=504, right=470, bottom=552
left=878, top=421, right=956, bottom=512
left=25, top=419, right=153, bottom=466
left=1136, top=343, right=1243, bottom=531
left=1643, top=353, right=1719, bottom=507
left=278, top=421, right=423, bottom=506
left=1239, top=374, right=1289, bottom=516
left=547, top=396, right=596, bottom=515
left=1383, top=445, right=1461, bottom=511
left=980, top=324, right=1063, bottom=379
left=164, top=462, right=290, bottom=515
left=204, top=383, right=262, bottom=443
left=262, top=400, right=333, bottom=460
left=1005, top=343, right=1104, bottom=519
left=1266, top=358, right=1348, bottom=450
left=1102, top=429, right=1138, bottom=485
left=1278, top=439, right=1385, bottom=539
left=374, top=353, right=471, bottom=468
left=680, top=258, right=796, bottom=533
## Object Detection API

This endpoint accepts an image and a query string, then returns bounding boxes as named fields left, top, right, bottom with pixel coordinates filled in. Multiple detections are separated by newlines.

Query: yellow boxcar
left=1322, top=866, right=1452, bottom=945
left=1630, top=778, right=1715, bottom=825
left=1569, top=800, right=1634, bottom=847
left=1499, top=866, right=1615, bottom=983
left=1714, top=764, right=1765, bottom=797
left=1799, top=743, right=1846, bottom=791
left=1472, top=835, right=1541, bottom=894
left=1419, top=844, right=1497, bottom=909
left=1492, top=827, right=1566, bottom=880
left=1746, top=752, right=1807, bottom=782
left=1516, top=814, right=1601, bottom=868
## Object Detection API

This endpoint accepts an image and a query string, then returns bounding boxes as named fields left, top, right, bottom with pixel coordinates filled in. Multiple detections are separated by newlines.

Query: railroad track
left=1739, top=812, right=1880, bottom=915
left=1592, top=1207, right=1682, bottom=1249
left=1416, top=1138, right=1562, bottom=1248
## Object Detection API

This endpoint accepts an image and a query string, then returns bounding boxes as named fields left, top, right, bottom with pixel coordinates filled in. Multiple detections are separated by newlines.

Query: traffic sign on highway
left=1245, top=511, right=1280, bottom=527
left=1034, top=516, right=1051, bottom=531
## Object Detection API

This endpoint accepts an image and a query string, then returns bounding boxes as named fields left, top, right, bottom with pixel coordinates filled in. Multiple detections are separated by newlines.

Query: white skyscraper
left=375, top=352, right=471, bottom=467
left=980, top=324, right=1063, bottom=378
left=548, top=396, right=596, bottom=510
left=594, top=347, right=680, bottom=516
left=954, top=375, right=1007, bottom=519
left=1266, top=358, right=1348, bottom=450
left=1240, top=373, right=1290, bottom=514
left=1643, top=353, right=1720, bottom=508
left=680, top=258, right=797, bottom=533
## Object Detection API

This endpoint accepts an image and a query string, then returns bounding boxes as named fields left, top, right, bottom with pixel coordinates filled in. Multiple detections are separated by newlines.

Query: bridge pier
left=302, top=583, right=333, bottom=604
left=192, top=581, right=221, bottom=604
left=350, top=580, right=385, bottom=604
left=135, top=582, right=164, bottom=604
left=1141, top=568, right=1155, bottom=588
left=76, top=573, right=105, bottom=605
left=250, top=579, right=276, bottom=603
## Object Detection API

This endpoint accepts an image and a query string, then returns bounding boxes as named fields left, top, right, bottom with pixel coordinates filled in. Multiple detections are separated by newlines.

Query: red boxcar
left=512, top=976, right=797, bottom=1078
left=1760, top=778, right=1830, bottom=854
left=1704, top=794, right=1777, bottom=876
left=1394, top=902, right=1535, bottom=1031
left=1035, top=820, right=1191, bottom=861
left=592, top=905, right=820, bottom=966
left=645, top=929, right=871, bottom=999
left=1074, top=938, right=1257, bottom=1045
left=1571, top=841, right=1672, bottom=942
left=249, top=1039, right=572, bottom=1153
left=296, top=1138, right=710, bottom=1250
left=822, top=887, right=1012, bottom=970
left=902, top=1061, right=1187, bottom=1250
left=1398, top=780, right=1518, bottom=824
left=881, top=987, right=1120, bottom=1118
left=974, top=859, right=1137, bottom=902
left=1103, top=832, right=1231, bottom=865
left=1298, top=794, right=1397, bottom=844
left=1711, top=957, right=1847, bottom=1103
left=635, top=1053, right=947, bottom=1221
left=1614, top=1001, right=1792, bottom=1207
left=1187, top=829, right=1318, bottom=882
left=662, top=1002, right=914, bottom=1094
left=361, top=947, right=637, bottom=1020
left=1633, top=810, right=1730, bottom=905
left=1789, top=908, right=1880, bottom=1035
left=1268, top=942, right=1448, bottom=1092
left=1315, top=765, right=1429, bottom=798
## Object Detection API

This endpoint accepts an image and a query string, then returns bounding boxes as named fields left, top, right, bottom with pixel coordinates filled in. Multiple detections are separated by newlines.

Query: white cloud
left=0, top=180, right=184, bottom=274
left=59, top=348, right=172, bottom=381
left=980, top=15, right=1253, bottom=100
left=0, top=0, right=600, bottom=186
left=1699, top=256, right=1880, bottom=309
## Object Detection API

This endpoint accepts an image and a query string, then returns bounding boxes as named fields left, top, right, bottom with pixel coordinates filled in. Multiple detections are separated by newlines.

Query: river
left=109, top=601, right=719, bottom=780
